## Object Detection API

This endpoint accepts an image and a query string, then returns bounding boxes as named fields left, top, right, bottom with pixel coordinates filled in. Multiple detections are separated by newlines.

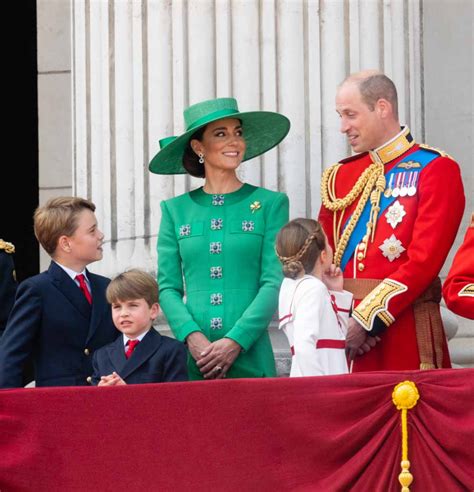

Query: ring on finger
left=214, top=365, right=223, bottom=372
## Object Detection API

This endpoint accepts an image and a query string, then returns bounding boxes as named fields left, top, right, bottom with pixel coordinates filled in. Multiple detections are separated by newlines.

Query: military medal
left=399, top=172, right=408, bottom=197
left=379, top=234, right=406, bottom=262
left=385, top=200, right=406, bottom=229
left=384, top=173, right=394, bottom=198
left=392, top=173, right=401, bottom=197
left=407, top=171, right=418, bottom=196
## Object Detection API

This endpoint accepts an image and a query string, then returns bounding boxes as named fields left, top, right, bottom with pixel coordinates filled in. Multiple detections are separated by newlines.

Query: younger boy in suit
left=92, top=269, right=188, bottom=385
left=0, top=197, right=118, bottom=388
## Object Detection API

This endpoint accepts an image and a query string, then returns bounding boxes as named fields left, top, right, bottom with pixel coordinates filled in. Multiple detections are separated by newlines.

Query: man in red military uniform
left=443, top=213, right=474, bottom=319
left=319, top=70, right=465, bottom=371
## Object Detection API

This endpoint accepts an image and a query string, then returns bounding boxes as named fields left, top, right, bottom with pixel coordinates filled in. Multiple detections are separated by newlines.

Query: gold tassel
left=392, top=381, right=420, bottom=492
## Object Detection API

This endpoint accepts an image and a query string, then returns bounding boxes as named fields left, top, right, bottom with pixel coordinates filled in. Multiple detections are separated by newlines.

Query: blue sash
left=340, top=148, right=438, bottom=271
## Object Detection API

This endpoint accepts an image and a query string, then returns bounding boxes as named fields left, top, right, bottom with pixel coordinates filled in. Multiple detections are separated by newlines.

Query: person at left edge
left=149, top=97, right=290, bottom=380
left=0, top=239, right=17, bottom=338
left=442, top=212, right=474, bottom=319
left=0, top=197, right=118, bottom=388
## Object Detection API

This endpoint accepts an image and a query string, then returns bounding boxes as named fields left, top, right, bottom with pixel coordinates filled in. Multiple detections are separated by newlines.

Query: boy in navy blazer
left=92, top=269, right=188, bottom=386
left=0, top=197, right=118, bottom=388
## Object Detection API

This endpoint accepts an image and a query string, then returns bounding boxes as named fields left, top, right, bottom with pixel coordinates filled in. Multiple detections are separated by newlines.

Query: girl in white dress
left=276, top=219, right=353, bottom=376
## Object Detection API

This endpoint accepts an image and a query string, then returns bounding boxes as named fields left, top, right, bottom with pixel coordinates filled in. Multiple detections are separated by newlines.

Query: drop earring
left=198, top=153, right=204, bottom=164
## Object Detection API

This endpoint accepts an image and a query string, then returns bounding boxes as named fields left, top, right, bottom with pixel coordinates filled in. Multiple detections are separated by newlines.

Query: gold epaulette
left=0, top=239, right=15, bottom=254
left=339, top=152, right=368, bottom=164
left=470, top=212, right=474, bottom=228
left=419, top=143, right=455, bottom=161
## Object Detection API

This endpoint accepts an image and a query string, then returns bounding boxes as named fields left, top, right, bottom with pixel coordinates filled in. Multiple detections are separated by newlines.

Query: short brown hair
left=359, top=73, right=398, bottom=119
left=33, top=196, right=96, bottom=256
left=341, top=71, right=399, bottom=119
left=106, top=269, right=158, bottom=307
left=275, top=219, right=326, bottom=279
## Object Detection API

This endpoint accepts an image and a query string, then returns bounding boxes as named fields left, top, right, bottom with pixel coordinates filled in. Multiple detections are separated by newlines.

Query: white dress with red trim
left=278, top=275, right=352, bottom=376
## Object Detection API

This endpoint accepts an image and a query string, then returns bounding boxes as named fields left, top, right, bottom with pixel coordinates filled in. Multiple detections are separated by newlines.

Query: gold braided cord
left=328, top=165, right=345, bottom=247
left=333, top=171, right=377, bottom=266
left=321, top=161, right=385, bottom=266
left=369, top=172, right=386, bottom=242
left=321, top=163, right=381, bottom=211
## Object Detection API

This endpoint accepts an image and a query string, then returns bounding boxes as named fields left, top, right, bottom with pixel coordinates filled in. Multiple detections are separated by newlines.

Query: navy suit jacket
left=92, top=328, right=188, bottom=385
left=0, top=261, right=118, bottom=388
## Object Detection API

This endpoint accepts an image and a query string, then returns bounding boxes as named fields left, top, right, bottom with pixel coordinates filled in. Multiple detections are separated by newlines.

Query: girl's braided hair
left=275, top=219, right=326, bottom=279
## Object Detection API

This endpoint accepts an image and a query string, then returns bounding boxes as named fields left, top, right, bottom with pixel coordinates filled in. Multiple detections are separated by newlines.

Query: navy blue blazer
left=0, top=261, right=118, bottom=388
left=92, top=328, right=188, bottom=385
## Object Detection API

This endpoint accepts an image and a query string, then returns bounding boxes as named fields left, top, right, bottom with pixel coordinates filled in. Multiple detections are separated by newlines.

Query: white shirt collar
left=54, top=261, right=89, bottom=284
left=122, top=329, right=150, bottom=347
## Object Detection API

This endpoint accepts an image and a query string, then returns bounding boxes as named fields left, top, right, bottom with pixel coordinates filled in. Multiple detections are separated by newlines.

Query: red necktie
left=125, top=340, right=140, bottom=359
left=76, top=274, right=92, bottom=304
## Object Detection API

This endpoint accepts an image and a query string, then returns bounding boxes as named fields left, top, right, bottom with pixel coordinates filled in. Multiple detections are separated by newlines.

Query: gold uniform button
left=86, top=376, right=92, bottom=384
left=358, top=263, right=365, bottom=272
left=84, top=348, right=90, bottom=356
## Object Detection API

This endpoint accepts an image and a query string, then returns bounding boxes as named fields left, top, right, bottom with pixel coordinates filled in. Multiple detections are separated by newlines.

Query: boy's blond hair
left=34, top=197, right=96, bottom=256
left=106, top=269, right=158, bottom=307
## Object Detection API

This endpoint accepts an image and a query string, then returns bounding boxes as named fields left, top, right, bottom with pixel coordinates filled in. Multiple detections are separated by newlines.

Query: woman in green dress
left=149, top=97, right=290, bottom=380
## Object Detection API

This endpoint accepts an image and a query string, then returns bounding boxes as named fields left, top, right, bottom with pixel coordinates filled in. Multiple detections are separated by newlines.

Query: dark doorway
left=3, top=0, right=39, bottom=282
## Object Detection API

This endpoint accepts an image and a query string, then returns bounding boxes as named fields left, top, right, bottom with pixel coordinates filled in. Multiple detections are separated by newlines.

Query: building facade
left=37, top=0, right=473, bottom=368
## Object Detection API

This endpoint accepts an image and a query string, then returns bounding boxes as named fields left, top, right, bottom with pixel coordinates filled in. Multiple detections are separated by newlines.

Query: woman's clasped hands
left=187, top=332, right=241, bottom=379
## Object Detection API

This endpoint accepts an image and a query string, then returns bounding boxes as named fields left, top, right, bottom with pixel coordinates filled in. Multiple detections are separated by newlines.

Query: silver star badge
left=385, top=200, right=406, bottom=229
left=379, top=234, right=406, bottom=262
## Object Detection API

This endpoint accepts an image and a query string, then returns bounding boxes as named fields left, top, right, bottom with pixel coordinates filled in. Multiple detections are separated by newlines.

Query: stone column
left=72, top=0, right=423, bottom=278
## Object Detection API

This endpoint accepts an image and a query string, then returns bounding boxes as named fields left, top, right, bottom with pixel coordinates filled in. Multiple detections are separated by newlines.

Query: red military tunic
left=319, top=127, right=465, bottom=371
left=443, top=213, right=474, bottom=319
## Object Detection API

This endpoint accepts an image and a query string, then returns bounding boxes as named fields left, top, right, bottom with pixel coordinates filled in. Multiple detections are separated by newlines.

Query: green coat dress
left=157, top=183, right=289, bottom=379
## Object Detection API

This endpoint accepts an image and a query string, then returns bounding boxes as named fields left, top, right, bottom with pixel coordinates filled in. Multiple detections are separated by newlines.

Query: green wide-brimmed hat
left=148, top=97, right=290, bottom=175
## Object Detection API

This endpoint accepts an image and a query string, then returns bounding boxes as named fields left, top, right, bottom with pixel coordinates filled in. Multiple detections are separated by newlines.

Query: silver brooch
left=212, top=195, right=225, bottom=206
left=210, top=293, right=223, bottom=305
left=242, top=220, right=255, bottom=232
left=209, top=242, right=222, bottom=254
left=179, top=224, right=191, bottom=237
left=210, top=266, right=222, bottom=279
left=210, top=317, right=223, bottom=330
left=211, top=218, right=223, bottom=230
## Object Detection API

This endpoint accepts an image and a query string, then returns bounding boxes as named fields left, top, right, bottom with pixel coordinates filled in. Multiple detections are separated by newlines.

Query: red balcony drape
left=1, top=369, right=473, bottom=491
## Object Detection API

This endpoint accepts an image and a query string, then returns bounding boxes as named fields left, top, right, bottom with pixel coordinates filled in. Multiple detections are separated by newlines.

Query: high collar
left=368, top=126, right=415, bottom=165
left=189, top=182, right=256, bottom=207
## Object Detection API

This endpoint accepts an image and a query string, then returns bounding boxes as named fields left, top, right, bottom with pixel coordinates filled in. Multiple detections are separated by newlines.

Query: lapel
left=120, top=329, right=162, bottom=380
left=86, top=269, right=108, bottom=344
left=108, top=335, right=127, bottom=374
left=48, top=261, right=91, bottom=321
